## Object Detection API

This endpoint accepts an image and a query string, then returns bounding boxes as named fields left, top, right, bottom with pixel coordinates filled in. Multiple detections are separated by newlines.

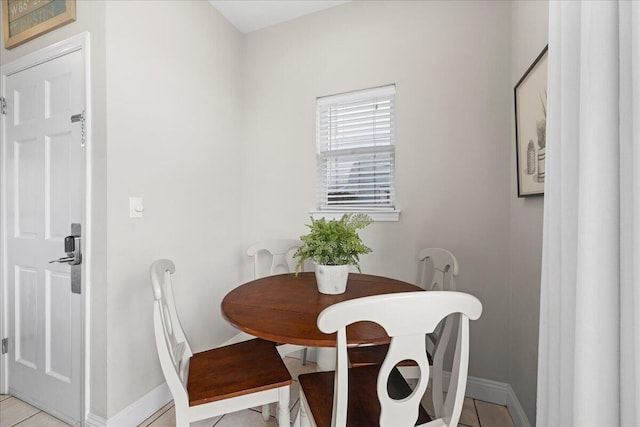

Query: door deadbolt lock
left=49, top=224, right=82, bottom=294
left=50, top=235, right=82, bottom=265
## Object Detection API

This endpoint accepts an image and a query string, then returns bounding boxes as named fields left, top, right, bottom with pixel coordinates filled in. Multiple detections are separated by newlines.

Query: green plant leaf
left=294, top=213, right=372, bottom=273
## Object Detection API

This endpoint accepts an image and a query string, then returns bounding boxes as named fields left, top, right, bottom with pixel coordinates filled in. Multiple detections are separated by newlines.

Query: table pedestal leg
left=316, top=347, right=336, bottom=371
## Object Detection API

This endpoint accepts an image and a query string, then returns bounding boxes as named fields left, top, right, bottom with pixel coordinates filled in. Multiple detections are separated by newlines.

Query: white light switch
left=129, top=197, right=144, bottom=218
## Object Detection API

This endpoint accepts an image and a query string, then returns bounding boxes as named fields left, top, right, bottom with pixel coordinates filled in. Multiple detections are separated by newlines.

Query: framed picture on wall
left=2, top=0, right=76, bottom=49
left=514, top=45, right=548, bottom=197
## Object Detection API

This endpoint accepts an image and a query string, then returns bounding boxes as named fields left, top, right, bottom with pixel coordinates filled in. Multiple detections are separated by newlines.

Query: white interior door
left=4, top=49, right=84, bottom=426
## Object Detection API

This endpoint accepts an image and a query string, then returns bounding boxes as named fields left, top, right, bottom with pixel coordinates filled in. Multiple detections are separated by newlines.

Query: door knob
left=49, top=256, right=75, bottom=264
left=50, top=234, right=81, bottom=265
left=49, top=224, right=82, bottom=294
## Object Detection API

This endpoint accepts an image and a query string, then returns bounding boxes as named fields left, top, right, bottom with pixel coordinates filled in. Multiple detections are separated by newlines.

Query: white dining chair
left=418, top=247, right=459, bottom=292
left=247, top=239, right=311, bottom=364
left=228, top=240, right=311, bottom=362
left=297, top=291, right=482, bottom=427
left=346, top=248, right=460, bottom=416
left=150, top=259, right=292, bottom=427
left=417, top=248, right=459, bottom=353
left=223, top=239, right=308, bottom=420
left=248, top=239, right=303, bottom=278
left=348, top=247, right=459, bottom=361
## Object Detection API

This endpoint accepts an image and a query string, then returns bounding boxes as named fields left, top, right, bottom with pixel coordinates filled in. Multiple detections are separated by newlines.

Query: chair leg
left=299, top=399, right=310, bottom=427
left=174, top=405, right=189, bottom=427
left=262, top=404, right=270, bottom=421
left=302, top=347, right=308, bottom=365
left=278, top=387, right=290, bottom=427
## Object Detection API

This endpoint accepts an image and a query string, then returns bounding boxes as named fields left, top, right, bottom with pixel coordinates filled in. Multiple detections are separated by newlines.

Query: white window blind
left=316, top=85, right=396, bottom=212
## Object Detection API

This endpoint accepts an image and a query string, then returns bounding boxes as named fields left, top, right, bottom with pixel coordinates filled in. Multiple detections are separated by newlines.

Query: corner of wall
left=508, top=1, right=549, bottom=425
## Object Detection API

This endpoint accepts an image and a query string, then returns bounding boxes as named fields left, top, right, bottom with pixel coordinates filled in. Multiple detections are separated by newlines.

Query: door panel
left=6, top=49, right=83, bottom=426
left=15, top=266, right=38, bottom=369
left=46, top=270, right=72, bottom=383
left=15, top=137, right=41, bottom=238
left=47, top=133, right=72, bottom=239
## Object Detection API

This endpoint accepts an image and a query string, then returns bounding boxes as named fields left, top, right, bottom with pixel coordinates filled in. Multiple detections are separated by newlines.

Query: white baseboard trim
left=506, top=384, right=532, bottom=427
left=85, top=413, right=107, bottom=427
left=84, top=370, right=531, bottom=427
left=462, top=374, right=509, bottom=405
left=440, top=373, right=531, bottom=427
left=86, top=382, right=172, bottom=427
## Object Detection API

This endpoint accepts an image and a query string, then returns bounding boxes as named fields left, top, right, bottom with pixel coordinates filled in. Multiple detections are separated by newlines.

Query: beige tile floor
left=0, top=358, right=515, bottom=427
left=0, top=394, right=69, bottom=427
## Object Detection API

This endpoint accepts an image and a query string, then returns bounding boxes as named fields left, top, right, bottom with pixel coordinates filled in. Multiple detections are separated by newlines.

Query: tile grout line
left=10, top=407, right=42, bottom=427
left=144, top=404, right=173, bottom=427
left=211, top=412, right=225, bottom=427
left=473, top=398, right=481, bottom=427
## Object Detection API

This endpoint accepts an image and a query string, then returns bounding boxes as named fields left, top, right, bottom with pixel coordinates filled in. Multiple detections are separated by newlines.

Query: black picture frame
left=514, top=45, right=548, bottom=197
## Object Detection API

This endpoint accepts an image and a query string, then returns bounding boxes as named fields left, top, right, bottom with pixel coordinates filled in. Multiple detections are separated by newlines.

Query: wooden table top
left=221, top=272, right=423, bottom=348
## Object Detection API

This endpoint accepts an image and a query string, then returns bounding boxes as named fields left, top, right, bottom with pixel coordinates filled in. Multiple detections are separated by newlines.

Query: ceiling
left=209, top=1, right=349, bottom=34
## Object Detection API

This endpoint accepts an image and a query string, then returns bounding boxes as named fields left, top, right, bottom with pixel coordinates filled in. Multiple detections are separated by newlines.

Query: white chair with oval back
left=297, top=291, right=482, bottom=427
left=418, top=247, right=458, bottom=292
left=150, top=259, right=292, bottom=427
left=348, top=248, right=460, bottom=364
left=222, top=239, right=304, bottom=345
left=346, top=248, right=460, bottom=416
left=248, top=239, right=303, bottom=278
left=417, top=248, right=460, bottom=413
left=241, top=239, right=310, bottom=364
left=223, top=239, right=308, bottom=421
left=417, top=247, right=459, bottom=352
left=221, top=238, right=304, bottom=347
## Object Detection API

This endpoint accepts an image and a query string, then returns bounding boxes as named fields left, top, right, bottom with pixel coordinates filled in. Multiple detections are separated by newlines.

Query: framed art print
left=514, top=45, right=548, bottom=197
left=2, top=0, right=76, bottom=49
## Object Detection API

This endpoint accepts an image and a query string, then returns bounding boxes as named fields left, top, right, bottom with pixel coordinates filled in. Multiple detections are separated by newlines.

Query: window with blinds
left=316, top=85, right=396, bottom=213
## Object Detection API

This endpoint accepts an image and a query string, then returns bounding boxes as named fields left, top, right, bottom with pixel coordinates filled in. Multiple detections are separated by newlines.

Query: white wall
left=509, top=1, right=548, bottom=424
left=103, top=0, right=243, bottom=416
left=242, top=0, right=513, bottom=382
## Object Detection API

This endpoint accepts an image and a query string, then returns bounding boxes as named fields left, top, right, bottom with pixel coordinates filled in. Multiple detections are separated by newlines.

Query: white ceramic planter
left=315, top=264, right=349, bottom=294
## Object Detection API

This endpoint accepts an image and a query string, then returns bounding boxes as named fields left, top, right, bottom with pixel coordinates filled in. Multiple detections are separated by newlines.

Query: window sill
left=310, top=210, right=401, bottom=222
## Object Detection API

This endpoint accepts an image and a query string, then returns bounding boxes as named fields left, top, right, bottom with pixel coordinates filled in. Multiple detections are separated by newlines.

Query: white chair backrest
left=150, top=259, right=193, bottom=407
left=418, top=248, right=459, bottom=291
left=247, top=239, right=303, bottom=278
left=318, top=291, right=482, bottom=427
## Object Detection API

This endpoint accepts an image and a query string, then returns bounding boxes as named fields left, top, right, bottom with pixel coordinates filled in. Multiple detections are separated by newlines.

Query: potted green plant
left=294, top=213, right=372, bottom=294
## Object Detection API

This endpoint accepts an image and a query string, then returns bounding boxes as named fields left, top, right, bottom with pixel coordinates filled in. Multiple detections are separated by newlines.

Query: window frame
left=312, top=85, right=400, bottom=222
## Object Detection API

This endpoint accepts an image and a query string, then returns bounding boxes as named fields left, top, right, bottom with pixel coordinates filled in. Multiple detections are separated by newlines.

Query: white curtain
left=537, top=1, right=640, bottom=426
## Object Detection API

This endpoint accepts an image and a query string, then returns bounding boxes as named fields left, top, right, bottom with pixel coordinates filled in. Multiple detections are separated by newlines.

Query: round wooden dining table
left=221, top=272, right=423, bottom=353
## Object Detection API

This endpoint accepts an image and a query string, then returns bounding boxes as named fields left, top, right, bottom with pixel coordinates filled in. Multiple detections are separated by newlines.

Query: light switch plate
left=129, top=197, right=144, bottom=218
